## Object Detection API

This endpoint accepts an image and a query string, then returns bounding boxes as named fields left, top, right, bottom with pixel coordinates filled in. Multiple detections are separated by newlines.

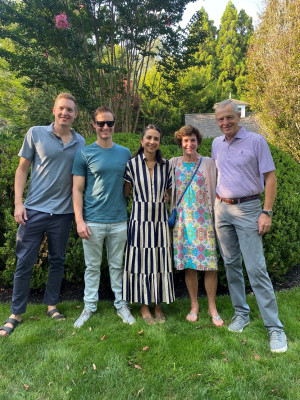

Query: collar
left=48, top=123, right=76, bottom=141
left=140, top=152, right=156, bottom=163
left=222, top=126, right=246, bottom=142
left=140, top=152, right=146, bottom=162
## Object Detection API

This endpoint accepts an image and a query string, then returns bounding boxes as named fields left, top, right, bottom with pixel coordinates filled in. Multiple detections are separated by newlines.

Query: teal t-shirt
left=72, top=142, right=131, bottom=223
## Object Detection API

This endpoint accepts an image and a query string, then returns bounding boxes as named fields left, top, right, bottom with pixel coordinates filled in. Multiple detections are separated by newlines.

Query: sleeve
left=211, top=139, right=217, bottom=161
left=126, top=147, right=132, bottom=161
left=18, top=127, right=36, bottom=161
left=255, top=136, right=275, bottom=174
left=124, top=160, right=133, bottom=186
left=72, top=149, right=87, bottom=176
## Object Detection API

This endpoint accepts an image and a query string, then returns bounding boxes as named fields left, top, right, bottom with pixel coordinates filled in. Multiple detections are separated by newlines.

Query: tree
left=0, top=0, right=194, bottom=133
left=139, top=8, right=211, bottom=132
left=247, top=0, right=300, bottom=162
left=141, top=3, right=254, bottom=130
left=0, top=40, right=70, bottom=133
left=0, top=40, right=31, bottom=129
left=141, top=8, right=217, bottom=130
left=216, top=1, right=253, bottom=99
left=177, top=8, right=219, bottom=113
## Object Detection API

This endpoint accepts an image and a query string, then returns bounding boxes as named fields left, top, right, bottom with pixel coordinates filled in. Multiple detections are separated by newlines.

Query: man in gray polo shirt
left=0, top=93, right=85, bottom=337
left=212, top=100, right=287, bottom=353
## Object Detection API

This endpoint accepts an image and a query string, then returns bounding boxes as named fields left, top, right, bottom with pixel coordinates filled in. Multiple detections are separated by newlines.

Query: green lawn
left=0, top=288, right=299, bottom=400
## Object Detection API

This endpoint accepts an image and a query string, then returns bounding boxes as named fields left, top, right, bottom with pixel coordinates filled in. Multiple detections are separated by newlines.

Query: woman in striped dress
left=123, top=125, right=175, bottom=324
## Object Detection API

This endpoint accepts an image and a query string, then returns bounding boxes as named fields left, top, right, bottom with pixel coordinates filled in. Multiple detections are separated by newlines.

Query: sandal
left=0, top=318, right=22, bottom=336
left=210, top=314, right=224, bottom=327
left=47, top=308, right=65, bottom=320
left=186, top=312, right=198, bottom=322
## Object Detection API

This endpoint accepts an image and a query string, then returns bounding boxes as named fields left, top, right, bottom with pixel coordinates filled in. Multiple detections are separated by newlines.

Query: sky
left=180, top=0, right=265, bottom=28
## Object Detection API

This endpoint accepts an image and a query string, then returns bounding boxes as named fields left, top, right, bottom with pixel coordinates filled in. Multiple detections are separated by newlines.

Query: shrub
left=0, top=132, right=299, bottom=290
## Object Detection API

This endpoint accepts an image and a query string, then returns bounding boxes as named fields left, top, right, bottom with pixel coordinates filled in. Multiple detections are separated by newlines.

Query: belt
left=216, top=194, right=260, bottom=204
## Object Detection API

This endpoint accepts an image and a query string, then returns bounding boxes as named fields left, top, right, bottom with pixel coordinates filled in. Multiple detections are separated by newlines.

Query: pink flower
left=55, top=13, right=70, bottom=29
left=79, top=4, right=84, bottom=8
left=43, top=53, right=49, bottom=58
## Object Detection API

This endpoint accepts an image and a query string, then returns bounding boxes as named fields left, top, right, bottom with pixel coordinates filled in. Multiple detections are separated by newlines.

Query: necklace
left=145, top=159, right=156, bottom=171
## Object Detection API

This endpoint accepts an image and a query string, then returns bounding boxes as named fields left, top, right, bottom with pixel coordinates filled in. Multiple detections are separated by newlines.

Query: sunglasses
left=95, top=120, right=115, bottom=127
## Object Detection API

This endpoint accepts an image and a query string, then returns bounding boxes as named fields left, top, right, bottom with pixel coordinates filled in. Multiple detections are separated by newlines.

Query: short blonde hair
left=174, top=125, right=203, bottom=147
left=54, top=93, right=78, bottom=112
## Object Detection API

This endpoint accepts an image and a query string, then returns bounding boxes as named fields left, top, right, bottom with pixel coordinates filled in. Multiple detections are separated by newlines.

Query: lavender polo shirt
left=211, top=126, right=275, bottom=198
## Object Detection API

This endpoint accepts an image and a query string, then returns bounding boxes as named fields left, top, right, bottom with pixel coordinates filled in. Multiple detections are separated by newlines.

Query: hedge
left=0, top=131, right=299, bottom=290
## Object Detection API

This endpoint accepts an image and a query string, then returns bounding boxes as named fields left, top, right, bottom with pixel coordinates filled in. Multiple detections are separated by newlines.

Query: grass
left=0, top=288, right=299, bottom=400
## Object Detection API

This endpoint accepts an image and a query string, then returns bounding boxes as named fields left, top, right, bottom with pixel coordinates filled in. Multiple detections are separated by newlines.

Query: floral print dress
left=173, top=157, right=218, bottom=271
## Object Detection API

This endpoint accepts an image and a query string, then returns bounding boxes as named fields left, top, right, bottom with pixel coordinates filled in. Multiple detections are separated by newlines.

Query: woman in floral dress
left=171, top=125, right=223, bottom=326
left=123, top=125, right=175, bottom=324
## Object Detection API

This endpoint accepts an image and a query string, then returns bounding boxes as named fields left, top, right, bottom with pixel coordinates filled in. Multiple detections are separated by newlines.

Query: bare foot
left=140, top=304, right=152, bottom=319
left=154, top=305, right=166, bottom=323
left=140, top=305, right=156, bottom=325
left=0, top=314, right=22, bottom=337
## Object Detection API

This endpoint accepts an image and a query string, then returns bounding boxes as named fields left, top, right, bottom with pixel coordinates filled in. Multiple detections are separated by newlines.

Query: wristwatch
left=262, top=210, right=273, bottom=217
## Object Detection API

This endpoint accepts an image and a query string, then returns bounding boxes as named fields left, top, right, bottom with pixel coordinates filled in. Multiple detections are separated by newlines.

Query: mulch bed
left=0, top=264, right=299, bottom=304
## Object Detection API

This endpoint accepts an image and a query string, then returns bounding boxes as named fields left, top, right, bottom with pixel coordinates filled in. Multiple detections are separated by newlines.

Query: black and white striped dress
left=123, top=153, right=175, bottom=305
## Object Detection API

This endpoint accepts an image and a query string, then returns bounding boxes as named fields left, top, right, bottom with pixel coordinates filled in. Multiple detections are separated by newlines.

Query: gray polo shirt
left=19, top=123, right=85, bottom=214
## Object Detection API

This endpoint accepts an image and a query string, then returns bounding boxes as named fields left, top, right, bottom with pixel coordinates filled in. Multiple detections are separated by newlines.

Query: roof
left=185, top=113, right=261, bottom=139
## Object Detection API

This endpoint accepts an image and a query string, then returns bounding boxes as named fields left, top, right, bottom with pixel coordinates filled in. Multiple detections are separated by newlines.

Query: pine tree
left=216, top=1, right=253, bottom=99
left=177, top=8, right=219, bottom=113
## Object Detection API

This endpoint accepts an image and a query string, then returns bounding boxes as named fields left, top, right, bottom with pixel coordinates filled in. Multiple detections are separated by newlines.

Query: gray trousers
left=214, top=198, right=283, bottom=332
left=82, top=221, right=128, bottom=312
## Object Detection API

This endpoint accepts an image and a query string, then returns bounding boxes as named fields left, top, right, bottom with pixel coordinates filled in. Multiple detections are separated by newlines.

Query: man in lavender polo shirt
left=212, top=100, right=287, bottom=353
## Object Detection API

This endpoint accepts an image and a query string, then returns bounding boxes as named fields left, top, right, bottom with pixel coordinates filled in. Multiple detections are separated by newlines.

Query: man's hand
left=76, top=221, right=92, bottom=240
left=14, top=204, right=28, bottom=226
left=258, top=213, right=272, bottom=235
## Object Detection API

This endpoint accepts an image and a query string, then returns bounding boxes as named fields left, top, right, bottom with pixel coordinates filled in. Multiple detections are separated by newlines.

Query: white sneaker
left=117, top=306, right=136, bottom=325
left=74, top=308, right=93, bottom=328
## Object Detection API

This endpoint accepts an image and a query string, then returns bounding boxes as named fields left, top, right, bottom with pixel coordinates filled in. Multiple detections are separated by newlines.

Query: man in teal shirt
left=72, top=106, right=135, bottom=327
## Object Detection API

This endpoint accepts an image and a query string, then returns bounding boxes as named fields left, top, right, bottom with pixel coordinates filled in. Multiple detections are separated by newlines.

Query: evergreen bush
left=0, top=132, right=299, bottom=290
